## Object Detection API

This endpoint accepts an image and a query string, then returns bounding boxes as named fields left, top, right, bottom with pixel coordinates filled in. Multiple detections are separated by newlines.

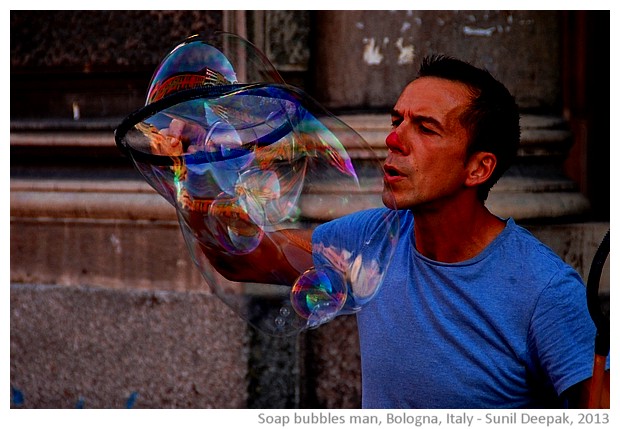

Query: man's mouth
left=383, top=164, right=404, bottom=182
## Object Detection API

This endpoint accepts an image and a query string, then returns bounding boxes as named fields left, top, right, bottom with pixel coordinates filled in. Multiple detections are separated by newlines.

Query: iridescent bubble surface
left=291, top=269, right=346, bottom=327
left=115, top=33, right=399, bottom=336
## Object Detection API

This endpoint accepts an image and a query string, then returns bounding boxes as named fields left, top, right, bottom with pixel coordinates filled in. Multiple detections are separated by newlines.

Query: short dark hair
left=417, top=55, right=520, bottom=201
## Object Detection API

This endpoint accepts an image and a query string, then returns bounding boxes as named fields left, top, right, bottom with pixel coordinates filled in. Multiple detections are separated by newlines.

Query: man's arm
left=186, top=209, right=315, bottom=285
left=563, top=368, right=610, bottom=408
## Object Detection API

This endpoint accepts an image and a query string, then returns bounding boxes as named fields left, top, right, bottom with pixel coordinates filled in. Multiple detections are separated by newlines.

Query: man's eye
left=391, top=119, right=402, bottom=128
left=419, top=124, right=436, bottom=134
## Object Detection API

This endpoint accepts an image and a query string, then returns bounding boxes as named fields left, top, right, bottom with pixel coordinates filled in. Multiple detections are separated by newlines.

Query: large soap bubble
left=115, top=32, right=399, bottom=336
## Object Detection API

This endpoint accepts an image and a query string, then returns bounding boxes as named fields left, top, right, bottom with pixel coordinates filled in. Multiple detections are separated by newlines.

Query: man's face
left=382, top=76, right=474, bottom=211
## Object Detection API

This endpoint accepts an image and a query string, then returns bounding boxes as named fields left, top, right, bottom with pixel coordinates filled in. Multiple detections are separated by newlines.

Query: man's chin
left=382, top=191, right=398, bottom=210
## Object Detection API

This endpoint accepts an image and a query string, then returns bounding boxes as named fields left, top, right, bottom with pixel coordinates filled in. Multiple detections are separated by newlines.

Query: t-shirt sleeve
left=311, top=208, right=401, bottom=309
left=312, top=208, right=394, bottom=260
left=527, top=265, right=599, bottom=396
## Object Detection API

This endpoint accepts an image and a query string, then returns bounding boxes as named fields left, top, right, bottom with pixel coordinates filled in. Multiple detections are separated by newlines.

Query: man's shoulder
left=314, top=208, right=409, bottom=245
left=503, top=218, right=582, bottom=280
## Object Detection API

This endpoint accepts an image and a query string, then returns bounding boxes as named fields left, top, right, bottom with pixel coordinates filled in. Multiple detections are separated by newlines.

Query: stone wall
left=312, top=11, right=562, bottom=111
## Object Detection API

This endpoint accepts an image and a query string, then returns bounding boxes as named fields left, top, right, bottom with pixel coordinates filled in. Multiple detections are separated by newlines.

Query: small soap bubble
left=291, top=269, right=346, bottom=327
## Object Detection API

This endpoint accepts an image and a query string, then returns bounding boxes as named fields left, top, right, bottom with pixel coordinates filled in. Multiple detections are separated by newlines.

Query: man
left=177, top=55, right=607, bottom=408
left=309, top=55, right=608, bottom=408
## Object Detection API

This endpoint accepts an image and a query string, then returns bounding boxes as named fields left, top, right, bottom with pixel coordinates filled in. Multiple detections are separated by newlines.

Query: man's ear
left=465, top=151, right=497, bottom=187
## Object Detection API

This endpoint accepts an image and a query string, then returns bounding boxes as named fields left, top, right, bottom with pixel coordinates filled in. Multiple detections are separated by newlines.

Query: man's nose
left=385, top=131, right=406, bottom=154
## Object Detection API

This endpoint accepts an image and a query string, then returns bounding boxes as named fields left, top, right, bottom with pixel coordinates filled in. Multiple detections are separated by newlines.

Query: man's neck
left=412, top=200, right=506, bottom=263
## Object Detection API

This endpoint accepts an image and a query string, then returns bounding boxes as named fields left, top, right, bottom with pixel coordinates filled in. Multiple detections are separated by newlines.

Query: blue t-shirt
left=312, top=208, right=598, bottom=408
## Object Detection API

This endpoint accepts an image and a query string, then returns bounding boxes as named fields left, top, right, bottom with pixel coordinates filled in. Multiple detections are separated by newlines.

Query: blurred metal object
left=586, top=230, right=609, bottom=408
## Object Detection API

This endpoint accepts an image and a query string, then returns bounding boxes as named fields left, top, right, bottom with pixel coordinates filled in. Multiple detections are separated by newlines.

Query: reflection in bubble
left=348, top=254, right=382, bottom=304
left=146, top=39, right=238, bottom=105
left=207, top=194, right=264, bottom=254
left=236, top=168, right=281, bottom=227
